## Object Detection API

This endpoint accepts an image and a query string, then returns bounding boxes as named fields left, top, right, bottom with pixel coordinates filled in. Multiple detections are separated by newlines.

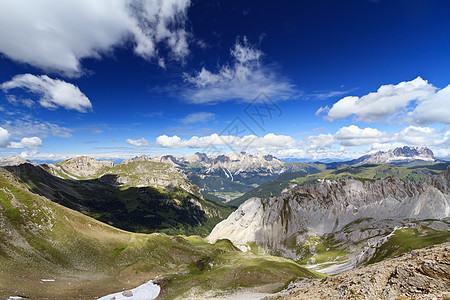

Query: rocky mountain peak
left=360, top=146, right=436, bottom=164
left=0, top=155, right=32, bottom=167
left=392, top=146, right=434, bottom=158
left=57, top=156, right=114, bottom=177
left=121, top=155, right=151, bottom=164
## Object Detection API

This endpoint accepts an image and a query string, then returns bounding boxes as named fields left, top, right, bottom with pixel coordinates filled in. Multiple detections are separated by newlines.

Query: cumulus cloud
left=334, top=125, right=390, bottom=146
left=324, top=77, right=439, bottom=123
left=9, top=137, right=43, bottom=148
left=1, top=74, right=92, bottom=112
left=394, top=126, right=439, bottom=146
left=299, top=134, right=334, bottom=150
left=0, top=126, right=42, bottom=148
left=183, top=37, right=297, bottom=103
left=410, top=84, right=450, bottom=124
left=181, top=112, right=215, bottom=124
left=156, top=133, right=295, bottom=151
left=0, top=0, right=191, bottom=76
left=126, top=137, right=150, bottom=147
left=0, top=127, right=10, bottom=148
left=369, top=142, right=405, bottom=152
left=153, top=124, right=450, bottom=160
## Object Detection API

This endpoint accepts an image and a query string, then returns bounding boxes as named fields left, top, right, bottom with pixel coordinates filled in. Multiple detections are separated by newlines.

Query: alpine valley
left=0, top=146, right=449, bottom=299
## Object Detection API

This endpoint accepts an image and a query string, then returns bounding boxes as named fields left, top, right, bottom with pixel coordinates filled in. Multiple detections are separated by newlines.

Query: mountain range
left=0, top=145, right=449, bottom=299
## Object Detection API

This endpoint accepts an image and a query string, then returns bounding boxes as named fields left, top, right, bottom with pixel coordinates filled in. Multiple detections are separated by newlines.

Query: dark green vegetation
left=293, top=164, right=448, bottom=185
left=368, top=226, right=450, bottom=264
left=0, top=169, right=320, bottom=299
left=5, top=163, right=232, bottom=236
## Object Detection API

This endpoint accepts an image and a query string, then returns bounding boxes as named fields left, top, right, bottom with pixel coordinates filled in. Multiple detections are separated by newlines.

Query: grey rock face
left=121, top=155, right=152, bottom=164
left=0, top=155, right=34, bottom=167
left=56, top=156, right=114, bottom=177
left=208, top=168, right=450, bottom=267
left=360, top=146, right=436, bottom=164
left=271, top=243, right=450, bottom=300
left=153, top=152, right=287, bottom=178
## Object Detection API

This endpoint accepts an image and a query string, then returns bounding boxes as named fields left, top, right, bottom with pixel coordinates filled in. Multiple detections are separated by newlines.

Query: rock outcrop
left=357, top=146, right=437, bottom=164
left=54, top=156, right=114, bottom=178
left=269, top=243, right=450, bottom=300
left=208, top=167, right=450, bottom=269
left=0, top=155, right=35, bottom=167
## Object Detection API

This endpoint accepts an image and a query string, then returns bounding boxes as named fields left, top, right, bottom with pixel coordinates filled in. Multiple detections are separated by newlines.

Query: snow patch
left=98, top=280, right=160, bottom=300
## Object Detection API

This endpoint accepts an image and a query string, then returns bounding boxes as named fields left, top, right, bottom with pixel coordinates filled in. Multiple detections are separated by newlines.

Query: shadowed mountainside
left=5, top=162, right=232, bottom=236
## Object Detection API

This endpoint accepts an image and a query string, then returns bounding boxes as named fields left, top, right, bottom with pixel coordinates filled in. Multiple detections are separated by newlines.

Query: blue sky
left=0, top=0, right=449, bottom=162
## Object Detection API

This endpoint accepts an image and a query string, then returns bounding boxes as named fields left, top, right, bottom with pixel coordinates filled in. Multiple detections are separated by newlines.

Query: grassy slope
left=6, top=163, right=233, bottom=236
left=368, top=226, right=450, bottom=264
left=0, top=169, right=320, bottom=299
left=292, top=164, right=446, bottom=185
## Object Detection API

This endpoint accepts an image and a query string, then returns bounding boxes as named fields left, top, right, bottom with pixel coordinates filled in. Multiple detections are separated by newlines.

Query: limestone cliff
left=208, top=167, right=450, bottom=271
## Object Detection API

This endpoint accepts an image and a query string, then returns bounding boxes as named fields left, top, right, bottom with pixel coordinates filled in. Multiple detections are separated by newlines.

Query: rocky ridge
left=53, top=156, right=114, bottom=178
left=208, top=167, right=450, bottom=271
left=0, top=155, right=35, bottom=167
left=357, top=146, right=437, bottom=164
left=151, top=152, right=288, bottom=178
left=268, top=242, right=450, bottom=300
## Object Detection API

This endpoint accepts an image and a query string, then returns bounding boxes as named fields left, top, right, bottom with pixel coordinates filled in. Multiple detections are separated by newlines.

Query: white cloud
left=369, top=142, right=405, bottom=152
left=315, top=105, right=330, bottom=116
left=9, top=137, right=43, bottom=148
left=2, top=118, right=72, bottom=139
left=183, top=37, right=297, bottom=103
left=181, top=112, right=215, bottom=124
left=0, top=127, right=11, bottom=148
left=299, top=134, right=334, bottom=150
left=156, top=133, right=295, bottom=151
left=6, top=95, right=35, bottom=108
left=0, top=0, right=191, bottom=76
left=1, top=74, right=92, bottom=112
left=126, top=137, right=150, bottom=147
left=152, top=124, right=450, bottom=161
left=334, top=125, right=390, bottom=146
left=394, top=126, right=439, bottom=146
left=410, top=84, right=450, bottom=124
left=0, top=126, right=42, bottom=149
left=325, top=77, right=437, bottom=122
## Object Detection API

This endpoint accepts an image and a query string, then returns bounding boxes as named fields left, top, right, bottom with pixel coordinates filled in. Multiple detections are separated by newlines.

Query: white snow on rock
left=98, top=281, right=160, bottom=300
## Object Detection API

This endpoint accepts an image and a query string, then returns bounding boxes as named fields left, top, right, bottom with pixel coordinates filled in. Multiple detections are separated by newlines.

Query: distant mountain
left=0, top=155, right=35, bottom=167
left=350, top=146, right=438, bottom=166
left=152, top=152, right=288, bottom=177
left=208, top=167, right=450, bottom=273
left=149, top=152, right=325, bottom=202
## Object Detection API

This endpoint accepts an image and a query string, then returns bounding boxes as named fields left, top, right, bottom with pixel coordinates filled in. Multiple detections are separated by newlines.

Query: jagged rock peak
left=392, top=146, right=434, bottom=158
left=362, top=146, right=436, bottom=164
left=121, top=155, right=151, bottom=164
